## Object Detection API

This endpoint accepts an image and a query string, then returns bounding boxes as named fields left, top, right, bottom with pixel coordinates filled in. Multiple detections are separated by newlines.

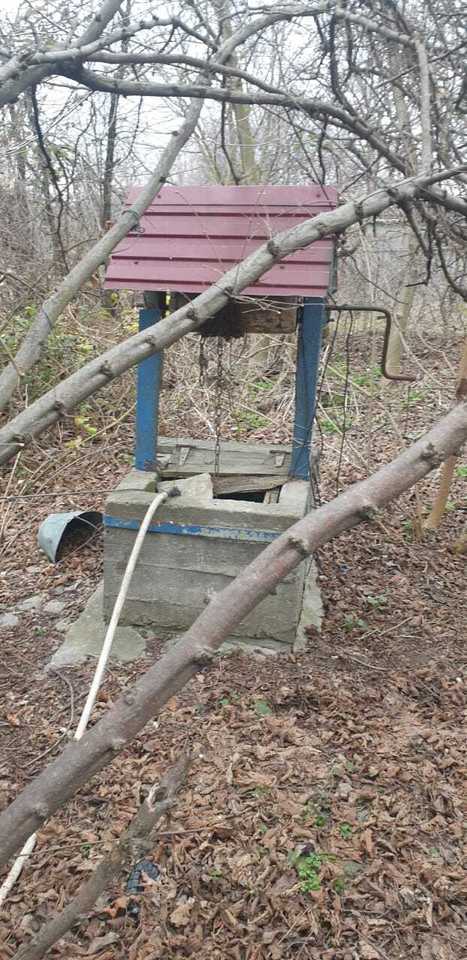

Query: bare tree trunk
left=386, top=233, right=418, bottom=376
left=0, top=171, right=449, bottom=465
left=424, top=336, right=467, bottom=529
left=215, top=0, right=260, bottom=184
left=14, top=752, right=191, bottom=960
left=101, top=91, right=120, bottom=313
left=101, top=93, right=119, bottom=231
left=0, top=397, right=466, bottom=869
left=0, top=99, right=203, bottom=412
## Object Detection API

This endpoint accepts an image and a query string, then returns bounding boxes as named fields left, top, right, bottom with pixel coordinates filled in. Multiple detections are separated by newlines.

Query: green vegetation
left=254, top=699, right=273, bottom=716
left=293, top=850, right=325, bottom=892
left=343, top=614, right=368, bottom=631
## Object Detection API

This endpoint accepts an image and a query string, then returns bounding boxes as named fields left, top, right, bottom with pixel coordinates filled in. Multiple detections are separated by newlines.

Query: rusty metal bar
left=325, top=303, right=416, bottom=382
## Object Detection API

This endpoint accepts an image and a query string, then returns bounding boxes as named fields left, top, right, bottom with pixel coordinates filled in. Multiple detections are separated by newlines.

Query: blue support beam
left=134, top=303, right=163, bottom=471
left=290, top=297, right=326, bottom=480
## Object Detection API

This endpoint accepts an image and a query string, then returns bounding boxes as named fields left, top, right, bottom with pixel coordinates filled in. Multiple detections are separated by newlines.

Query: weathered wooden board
left=211, top=474, right=284, bottom=496
left=156, top=438, right=292, bottom=478
left=170, top=292, right=297, bottom=335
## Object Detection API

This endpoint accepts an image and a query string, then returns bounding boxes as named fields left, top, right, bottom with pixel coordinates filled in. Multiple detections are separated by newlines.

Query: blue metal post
left=290, top=297, right=326, bottom=480
left=135, top=303, right=163, bottom=471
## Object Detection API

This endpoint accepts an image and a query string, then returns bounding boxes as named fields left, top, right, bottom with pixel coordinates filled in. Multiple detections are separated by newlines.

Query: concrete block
left=103, top=467, right=321, bottom=651
left=114, top=469, right=157, bottom=493
left=159, top=472, right=213, bottom=501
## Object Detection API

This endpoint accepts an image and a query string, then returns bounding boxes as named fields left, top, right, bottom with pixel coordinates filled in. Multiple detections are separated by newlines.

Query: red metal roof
left=104, top=184, right=338, bottom=297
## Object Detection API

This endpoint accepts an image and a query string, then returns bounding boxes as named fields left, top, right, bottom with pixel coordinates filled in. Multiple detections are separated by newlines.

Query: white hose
left=0, top=833, right=37, bottom=904
left=75, top=490, right=169, bottom=739
left=0, top=487, right=171, bottom=904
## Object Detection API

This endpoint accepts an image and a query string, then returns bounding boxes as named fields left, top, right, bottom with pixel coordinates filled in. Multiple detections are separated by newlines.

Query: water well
left=102, top=184, right=338, bottom=650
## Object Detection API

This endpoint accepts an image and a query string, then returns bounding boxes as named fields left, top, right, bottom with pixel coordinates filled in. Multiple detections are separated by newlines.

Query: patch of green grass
left=300, top=802, right=330, bottom=827
left=339, top=822, right=353, bottom=840
left=402, top=518, right=414, bottom=540
left=315, top=812, right=329, bottom=828
left=1, top=307, right=102, bottom=402
left=253, top=785, right=272, bottom=798
left=292, top=850, right=325, bottom=892
left=351, top=366, right=381, bottom=387
left=333, top=876, right=346, bottom=893
left=365, top=593, right=387, bottom=609
left=455, top=465, right=467, bottom=478
left=254, top=698, right=273, bottom=717
left=343, top=614, right=368, bottom=631
left=219, top=691, right=241, bottom=708
left=320, top=417, right=341, bottom=435
left=406, top=388, right=427, bottom=406
left=234, top=409, right=269, bottom=431
left=249, top=378, right=273, bottom=394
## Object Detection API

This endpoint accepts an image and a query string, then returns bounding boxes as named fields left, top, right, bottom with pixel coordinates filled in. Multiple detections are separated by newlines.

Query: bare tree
left=0, top=0, right=466, bottom=411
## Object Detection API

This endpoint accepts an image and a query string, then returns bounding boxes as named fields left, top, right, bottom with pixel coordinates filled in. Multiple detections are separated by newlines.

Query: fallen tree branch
left=1, top=166, right=465, bottom=466
left=14, top=750, right=192, bottom=960
left=0, top=398, right=465, bottom=867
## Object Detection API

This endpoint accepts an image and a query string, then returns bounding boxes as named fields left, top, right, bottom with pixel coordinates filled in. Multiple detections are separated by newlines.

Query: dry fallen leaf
left=170, top=898, right=195, bottom=927
left=86, top=931, right=120, bottom=954
left=361, top=828, right=375, bottom=858
left=6, top=713, right=21, bottom=727
left=359, top=941, right=380, bottom=959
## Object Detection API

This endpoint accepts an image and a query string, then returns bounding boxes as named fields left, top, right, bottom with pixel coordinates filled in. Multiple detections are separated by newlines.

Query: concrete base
left=98, top=465, right=322, bottom=655
left=50, top=584, right=147, bottom=667
left=295, top=559, right=323, bottom=651
left=50, top=568, right=322, bottom=667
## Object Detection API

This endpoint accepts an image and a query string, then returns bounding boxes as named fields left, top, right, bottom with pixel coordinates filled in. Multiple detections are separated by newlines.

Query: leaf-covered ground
left=0, top=328, right=466, bottom=958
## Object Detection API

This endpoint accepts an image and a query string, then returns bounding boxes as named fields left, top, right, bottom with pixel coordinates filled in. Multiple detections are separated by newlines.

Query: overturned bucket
left=38, top=510, right=102, bottom=562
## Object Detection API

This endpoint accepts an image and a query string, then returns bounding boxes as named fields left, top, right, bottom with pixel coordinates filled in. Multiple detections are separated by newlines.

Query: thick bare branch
left=58, top=66, right=408, bottom=175
left=77, top=0, right=125, bottom=46
left=0, top=399, right=465, bottom=869
left=0, top=0, right=125, bottom=97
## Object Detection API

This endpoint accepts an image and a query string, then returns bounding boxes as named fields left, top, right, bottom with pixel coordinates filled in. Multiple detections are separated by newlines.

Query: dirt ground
left=0, top=328, right=466, bottom=959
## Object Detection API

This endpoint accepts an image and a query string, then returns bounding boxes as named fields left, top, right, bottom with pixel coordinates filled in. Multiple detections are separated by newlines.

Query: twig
left=24, top=672, right=75, bottom=770
left=361, top=615, right=415, bottom=642
left=14, top=751, right=192, bottom=960
left=337, top=652, right=387, bottom=673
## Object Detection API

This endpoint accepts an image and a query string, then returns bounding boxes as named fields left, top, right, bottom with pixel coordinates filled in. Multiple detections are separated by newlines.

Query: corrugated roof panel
left=104, top=184, right=338, bottom=297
